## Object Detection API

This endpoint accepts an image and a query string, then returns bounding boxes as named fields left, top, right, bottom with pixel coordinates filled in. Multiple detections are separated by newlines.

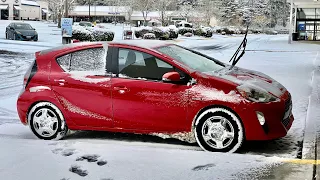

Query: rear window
left=56, top=48, right=106, bottom=73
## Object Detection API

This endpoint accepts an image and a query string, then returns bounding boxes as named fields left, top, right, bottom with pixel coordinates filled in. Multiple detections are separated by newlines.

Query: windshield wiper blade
left=229, top=25, right=249, bottom=70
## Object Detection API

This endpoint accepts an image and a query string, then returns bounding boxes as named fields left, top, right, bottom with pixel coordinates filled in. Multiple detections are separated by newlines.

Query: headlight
left=237, top=85, right=278, bottom=103
left=16, top=31, right=21, bottom=34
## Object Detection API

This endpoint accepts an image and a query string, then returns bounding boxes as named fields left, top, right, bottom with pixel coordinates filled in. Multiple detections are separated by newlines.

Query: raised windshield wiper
left=229, top=25, right=249, bottom=70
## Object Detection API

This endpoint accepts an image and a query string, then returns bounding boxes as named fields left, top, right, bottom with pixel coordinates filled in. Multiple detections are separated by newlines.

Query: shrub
left=184, top=32, right=193, bottom=37
left=178, top=27, right=193, bottom=35
left=72, top=26, right=114, bottom=42
left=193, top=27, right=213, bottom=38
left=169, top=30, right=179, bottom=39
left=135, top=26, right=178, bottom=40
left=134, top=27, right=153, bottom=38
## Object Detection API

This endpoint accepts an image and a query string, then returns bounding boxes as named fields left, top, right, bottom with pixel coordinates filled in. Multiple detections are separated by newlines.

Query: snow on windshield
left=156, top=45, right=225, bottom=72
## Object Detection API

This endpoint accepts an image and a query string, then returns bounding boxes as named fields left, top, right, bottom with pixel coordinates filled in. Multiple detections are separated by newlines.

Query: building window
left=297, top=8, right=316, bottom=19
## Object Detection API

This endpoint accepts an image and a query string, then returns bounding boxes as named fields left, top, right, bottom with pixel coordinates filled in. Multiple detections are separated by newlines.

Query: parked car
left=265, top=29, right=278, bottom=35
left=5, top=22, right=38, bottom=41
left=17, top=40, right=293, bottom=153
left=79, top=21, right=94, bottom=27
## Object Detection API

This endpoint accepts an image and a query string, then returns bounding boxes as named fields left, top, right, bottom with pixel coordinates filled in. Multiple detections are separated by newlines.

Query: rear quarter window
left=56, top=47, right=107, bottom=73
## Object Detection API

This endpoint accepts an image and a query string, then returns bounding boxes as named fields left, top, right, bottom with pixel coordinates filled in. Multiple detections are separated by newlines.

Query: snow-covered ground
left=0, top=20, right=319, bottom=179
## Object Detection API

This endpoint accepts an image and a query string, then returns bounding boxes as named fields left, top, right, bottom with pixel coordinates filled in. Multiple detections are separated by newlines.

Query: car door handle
left=113, top=86, right=129, bottom=94
left=54, top=79, right=67, bottom=85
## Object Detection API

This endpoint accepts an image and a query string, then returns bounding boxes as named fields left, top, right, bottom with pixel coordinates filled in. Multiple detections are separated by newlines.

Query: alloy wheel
left=32, top=108, right=59, bottom=137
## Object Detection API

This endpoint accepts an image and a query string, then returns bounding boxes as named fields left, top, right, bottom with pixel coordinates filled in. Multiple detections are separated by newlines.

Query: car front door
left=50, top=46, right=113, bottom=128
left=111, top=47, right=192, bottom=132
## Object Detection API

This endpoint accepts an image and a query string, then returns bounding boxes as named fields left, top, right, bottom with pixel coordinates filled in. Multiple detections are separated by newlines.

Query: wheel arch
left=26, top=100, right=65, bottom=126
left=191, top=104, right=246, bottom=140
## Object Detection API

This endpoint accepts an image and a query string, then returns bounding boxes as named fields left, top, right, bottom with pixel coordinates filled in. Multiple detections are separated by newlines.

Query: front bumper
left=16, top=34, right=38, bottom=41
left=238, top=91, right=294, bottom=141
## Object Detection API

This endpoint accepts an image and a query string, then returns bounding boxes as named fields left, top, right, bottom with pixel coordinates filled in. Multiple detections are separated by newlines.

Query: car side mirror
left=162, top=72, right=181, bottom=83
left=10, top=27, right=14, bottom=30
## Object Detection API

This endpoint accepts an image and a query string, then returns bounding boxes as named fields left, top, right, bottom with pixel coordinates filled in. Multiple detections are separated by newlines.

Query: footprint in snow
left=60, top=178, right=70, bottom=180
left=69, top=165, right=88, bottom=177
left=76, top=154, right=100, bottom=162
left=192, top=164, right=216, bottom=171
left=62, top=149, right=76, bottom=156
left=100, top=178, right=113, bottom=180
left=97, top=160, right=108, bottom=166
left=52, top=148, right=63, bottom=154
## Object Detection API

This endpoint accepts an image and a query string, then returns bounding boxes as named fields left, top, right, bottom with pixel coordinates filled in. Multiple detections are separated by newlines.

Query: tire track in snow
left=0, top=52, right=34, bottom=98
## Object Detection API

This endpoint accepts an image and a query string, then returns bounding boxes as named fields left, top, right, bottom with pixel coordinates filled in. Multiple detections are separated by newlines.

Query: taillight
left=23, top=60, right=37, bottom=89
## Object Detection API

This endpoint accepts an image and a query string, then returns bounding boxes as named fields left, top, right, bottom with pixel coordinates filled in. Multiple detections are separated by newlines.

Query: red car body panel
left=17, top=41, right=294, bottom=141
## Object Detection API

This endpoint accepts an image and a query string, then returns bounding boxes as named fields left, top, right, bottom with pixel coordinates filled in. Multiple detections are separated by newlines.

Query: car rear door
left=50, top=46, right=113, bottom=128
left=110, top=46, right=192, bottom=132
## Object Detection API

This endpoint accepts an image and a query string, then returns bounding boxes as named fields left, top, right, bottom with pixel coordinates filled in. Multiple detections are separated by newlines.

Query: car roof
left=38, top=40, right=174, bottom=57
left=109, top=40, right=173, bottom=49
left=12, top=22, right=30, bottom=25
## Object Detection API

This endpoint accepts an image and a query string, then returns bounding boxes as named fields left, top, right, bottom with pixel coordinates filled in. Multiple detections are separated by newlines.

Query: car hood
left=16, top=29, right=36, bottom=36
left=206, top=66, right=286, bottom=98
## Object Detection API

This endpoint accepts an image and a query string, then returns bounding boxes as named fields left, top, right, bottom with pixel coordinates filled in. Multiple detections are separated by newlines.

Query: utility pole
left=89, top=0, right=91, bottom=21
left=65, top=0, right=68, bottom=17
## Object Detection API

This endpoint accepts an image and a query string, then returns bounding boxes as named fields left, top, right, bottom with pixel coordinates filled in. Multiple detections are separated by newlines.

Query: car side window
left=56, top=48, right=106, bottom=74
left=118, top=48, right=187, bottom=82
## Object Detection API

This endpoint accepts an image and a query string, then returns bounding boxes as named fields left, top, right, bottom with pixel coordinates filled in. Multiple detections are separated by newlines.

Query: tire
left=28, top=102, right=69, bottom=140
left=5, top=32, right=7, bottom=39
left=194, top=108, right=244, bottom=153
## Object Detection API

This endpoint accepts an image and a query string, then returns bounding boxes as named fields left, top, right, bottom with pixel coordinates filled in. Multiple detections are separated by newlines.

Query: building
left=69, top=6, right=129, bottom=23
left=69, top=6, right=207, bottom=26
left=288, top=0, right=320, bottom=42
left=0, top=0, right=48, bottom=20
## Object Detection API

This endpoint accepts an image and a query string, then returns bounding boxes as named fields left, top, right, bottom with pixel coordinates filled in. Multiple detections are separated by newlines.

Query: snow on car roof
left=39, top=40, right=172, bottom=56
left=39, top=42, right=104, bottom=55
left=110, top=40, right=173, bottom=49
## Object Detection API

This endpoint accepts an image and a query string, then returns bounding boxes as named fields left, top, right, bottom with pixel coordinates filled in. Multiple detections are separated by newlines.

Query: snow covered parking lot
left=0, top=20, right=319, bottom=179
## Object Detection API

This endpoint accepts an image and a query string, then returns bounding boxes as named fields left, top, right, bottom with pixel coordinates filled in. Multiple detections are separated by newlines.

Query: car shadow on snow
left=65, top=130, right=199, bottom=149
left=64, top=131, right=299, bottom=157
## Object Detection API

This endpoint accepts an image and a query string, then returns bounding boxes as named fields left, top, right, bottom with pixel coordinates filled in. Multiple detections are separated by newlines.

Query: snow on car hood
left=206, top=66, right=286, bottom=97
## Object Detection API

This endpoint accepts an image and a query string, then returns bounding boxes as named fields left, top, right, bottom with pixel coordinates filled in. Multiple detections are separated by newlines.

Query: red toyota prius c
left=17, top=40, right=293, bottom=153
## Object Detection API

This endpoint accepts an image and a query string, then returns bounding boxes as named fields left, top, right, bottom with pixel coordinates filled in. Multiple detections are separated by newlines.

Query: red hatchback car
left=17, top=40, right=293, bottom=152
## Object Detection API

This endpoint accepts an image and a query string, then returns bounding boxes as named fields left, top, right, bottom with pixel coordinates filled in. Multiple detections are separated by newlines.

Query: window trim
left=112, top=47, right=191, bottom=84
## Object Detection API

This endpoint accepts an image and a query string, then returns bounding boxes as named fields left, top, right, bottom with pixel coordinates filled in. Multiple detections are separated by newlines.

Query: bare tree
left=178, top=3, right=193, bottom=21
left=132, top=0, right=156, bottom=25
left=252, top=15, right=270, bottom=30
left=154, top=0, right=175, bottom=26
left=118, top=0, right=134, bottom=22
left=196, top=0, right=219, bottom=25
left=46, top=0, right=76, bottom=28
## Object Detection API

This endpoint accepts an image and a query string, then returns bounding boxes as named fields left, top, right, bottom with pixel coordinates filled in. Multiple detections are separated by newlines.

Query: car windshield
left=156, top=45, right=225, bottom=72
left=14, top=24, right=33, bottom=30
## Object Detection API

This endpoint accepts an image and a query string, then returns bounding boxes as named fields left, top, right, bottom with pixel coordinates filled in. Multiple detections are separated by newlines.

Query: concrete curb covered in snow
left=302, top=52, right=320, bottom=179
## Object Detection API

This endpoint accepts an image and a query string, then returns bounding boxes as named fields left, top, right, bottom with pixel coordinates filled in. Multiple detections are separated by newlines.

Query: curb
left=302, top=52, right=320, bottom=179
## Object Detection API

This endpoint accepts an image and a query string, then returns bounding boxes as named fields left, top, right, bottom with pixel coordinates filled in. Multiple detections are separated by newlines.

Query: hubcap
left=32, top=108, right=58, bottom=137
left=201, top=116, right=235, bottom=149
